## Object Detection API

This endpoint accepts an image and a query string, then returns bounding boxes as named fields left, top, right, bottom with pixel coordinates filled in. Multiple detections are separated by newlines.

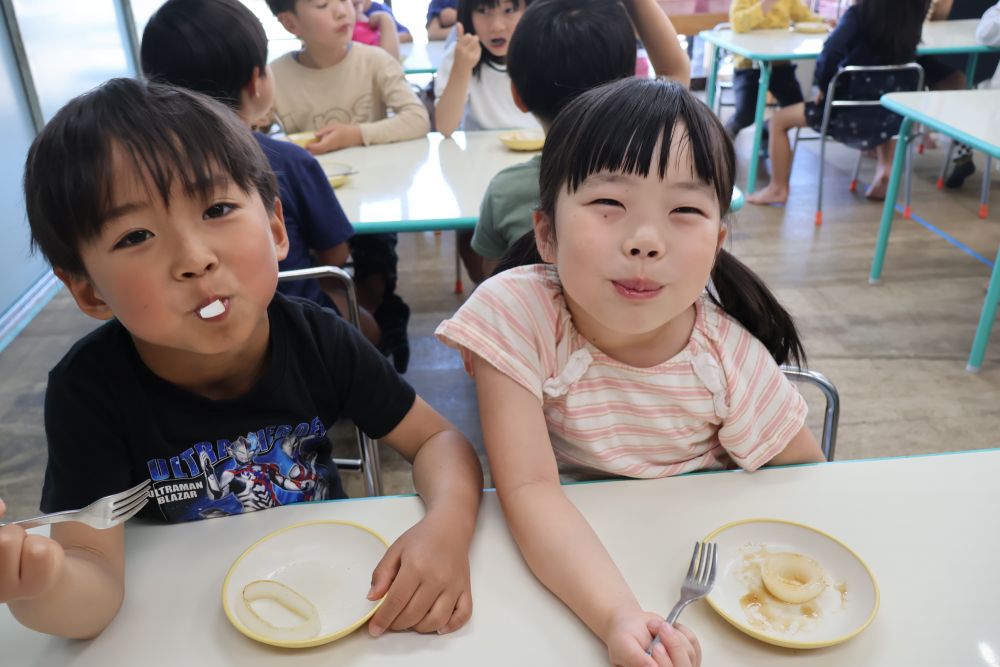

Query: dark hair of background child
left=457, top=0, right=532, bottom=77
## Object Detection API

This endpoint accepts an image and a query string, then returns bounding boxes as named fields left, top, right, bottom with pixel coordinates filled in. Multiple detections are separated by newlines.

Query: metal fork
left=0, top=480, right=152, bottom=530
left=647, top=541, right=718, bottom=655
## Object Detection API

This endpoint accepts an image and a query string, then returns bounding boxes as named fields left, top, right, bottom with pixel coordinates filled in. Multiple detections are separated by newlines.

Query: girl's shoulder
left=690, top=293, right=761, bottom=357
left=474, top=264, right=566, bottom=318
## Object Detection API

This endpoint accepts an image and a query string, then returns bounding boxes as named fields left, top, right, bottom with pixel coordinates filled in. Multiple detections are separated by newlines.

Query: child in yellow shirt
left=725, top=0, right=822, bottom=140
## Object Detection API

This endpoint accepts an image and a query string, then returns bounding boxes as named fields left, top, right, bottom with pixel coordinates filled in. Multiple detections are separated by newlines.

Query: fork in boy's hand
left=0, top=480, right=151, bottom=530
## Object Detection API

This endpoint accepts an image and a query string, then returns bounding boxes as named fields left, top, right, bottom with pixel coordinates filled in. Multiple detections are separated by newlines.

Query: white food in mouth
left=199, top=299, right=226, bottom=319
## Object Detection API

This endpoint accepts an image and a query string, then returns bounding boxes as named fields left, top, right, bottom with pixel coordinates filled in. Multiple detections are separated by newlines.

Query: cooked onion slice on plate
left=236, top=579, right=321, bottom=641
left=761, top=552, right=827, bottom=604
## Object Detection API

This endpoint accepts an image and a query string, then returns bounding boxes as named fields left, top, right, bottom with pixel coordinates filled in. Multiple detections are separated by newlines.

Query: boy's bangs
left=545, top=79, right=735, bottom=215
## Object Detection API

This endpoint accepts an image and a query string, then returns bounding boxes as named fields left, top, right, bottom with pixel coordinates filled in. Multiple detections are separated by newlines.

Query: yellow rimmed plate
left=222, top=520, right=388, bottom=648
left=704, top=518, right=878, bottom=649
left=285, top=131, right=318, bottom=148
left=794, top=21, right=831, bottom=33
left=323, top=162, right=356, bottom=189
left=499, top=130, right=545, bottom=152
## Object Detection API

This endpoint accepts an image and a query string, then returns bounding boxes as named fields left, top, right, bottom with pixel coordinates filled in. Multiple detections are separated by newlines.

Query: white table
left=870, top=89, right=1000, bottom=371
left=401, top=40, right=446, bottom=75
left=5, top=449, right=1000, bottom=665
left=316, top=131, right=535, bottom=235
left=700, top=20, right=1000, bottom=193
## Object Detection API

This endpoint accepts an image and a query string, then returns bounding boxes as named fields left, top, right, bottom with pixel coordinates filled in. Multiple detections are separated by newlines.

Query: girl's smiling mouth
left=612, top=279, right=663, bottom=300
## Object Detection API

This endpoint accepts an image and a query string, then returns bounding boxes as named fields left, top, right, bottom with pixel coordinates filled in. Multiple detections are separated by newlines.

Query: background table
left=870, top=89, right=1000, bottom=372
left=5, top=448, right=999, bottom=665
left=401, top=41, right=446, bottom=75
left=700, top=19, right=999, bottom=193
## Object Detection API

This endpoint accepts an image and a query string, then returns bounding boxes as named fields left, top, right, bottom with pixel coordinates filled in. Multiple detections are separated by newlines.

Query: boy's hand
left=309, top=123, right=364, bottom=153
left=368, top=10, right=394, bottom=30
left=439, top=7, right=458, bottom=26
left=604, top=608, right=701, bottom=667
left=0, top=499, right=66, bottom=603
left=365, top=512, right=472, bottom=636
left=453, top=23, right=483, bottom=72
left=760, top=0, right=779, bottom=14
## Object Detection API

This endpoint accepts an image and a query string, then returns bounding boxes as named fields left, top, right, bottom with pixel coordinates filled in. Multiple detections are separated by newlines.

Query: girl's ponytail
left=493, top=230, right=543, bottom=277
left=710, top=249, right=805, bottom=367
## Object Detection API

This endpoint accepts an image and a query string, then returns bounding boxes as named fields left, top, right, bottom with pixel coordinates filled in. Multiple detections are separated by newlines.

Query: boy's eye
left=204, top=203, right=236, bottom=219
left=114, top=229, right=154, bottom=249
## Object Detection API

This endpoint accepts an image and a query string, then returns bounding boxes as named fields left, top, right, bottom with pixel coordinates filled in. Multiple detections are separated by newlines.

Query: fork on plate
left=0, top=479, right=152, bottom=530
left=647, top=541, right=718, bottom=655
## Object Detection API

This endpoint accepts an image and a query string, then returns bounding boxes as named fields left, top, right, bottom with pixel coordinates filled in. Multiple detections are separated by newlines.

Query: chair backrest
left=278, top=267, right=384, bottom=496
left=780, top=366, right=840, bottom=461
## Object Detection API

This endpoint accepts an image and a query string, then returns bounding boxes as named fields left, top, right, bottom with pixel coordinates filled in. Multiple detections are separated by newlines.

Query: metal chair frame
left=934, top=140, right=993, bottom=219
left=781, top=366, right=839, bottom=461
left=278, top=266, right=384, bottom=496
left=803, top=63, right=925, bottom=226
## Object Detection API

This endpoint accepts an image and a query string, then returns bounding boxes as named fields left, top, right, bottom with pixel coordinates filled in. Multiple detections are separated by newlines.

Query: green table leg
left=967, top=241, right=1000, bottom=372
left=706, top=41, right=720, bottom=111
left=746, top=61, right=771, bottom=194
left=965, top=53, right=979, bottom=88
left=869, top=118, right=913, bottom=284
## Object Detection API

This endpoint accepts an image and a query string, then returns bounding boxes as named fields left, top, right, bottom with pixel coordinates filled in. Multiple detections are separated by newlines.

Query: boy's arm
left=369, top=11, right=402, bottom=61
left=5, top=520, right=125, bottom=638
left=790, top=0, right=823, bottom=23
left=426, top=16, right=453, bottom=40
left=729, top=0, right=776, bottom=33
left=366, top=396, right=483, bottom=636
left=357, top=58, right=430, bottom=145
left=470, top=357, right=680, bottom=666
left=624, top=0, right=691, bottom=87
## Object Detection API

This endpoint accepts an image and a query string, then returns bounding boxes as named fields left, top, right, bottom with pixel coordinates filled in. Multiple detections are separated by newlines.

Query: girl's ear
left=532, top=210, right=556, bottom=263
left=716, top=222, right=728, bottom=255
left=269, top=197, right=290, bottom=261
left=55, top=269, right=114, bottom=321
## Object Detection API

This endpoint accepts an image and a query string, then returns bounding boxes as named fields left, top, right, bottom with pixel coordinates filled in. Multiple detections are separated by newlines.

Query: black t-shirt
left=40, top=294, right=415, bottom=523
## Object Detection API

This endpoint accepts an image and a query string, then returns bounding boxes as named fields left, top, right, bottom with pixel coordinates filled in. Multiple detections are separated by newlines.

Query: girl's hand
left=0, top=499, right=66, bottom=603
left=365, top=511, right=473, bottom=636
left=604, top=608, right=701, bottom=667
left=309, top=123, right=363, bottom=153
left=453, top=23, right=483, bottom=72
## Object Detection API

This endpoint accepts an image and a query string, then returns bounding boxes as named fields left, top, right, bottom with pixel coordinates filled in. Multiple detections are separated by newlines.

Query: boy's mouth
left=196, top=297, right=230, bottom=320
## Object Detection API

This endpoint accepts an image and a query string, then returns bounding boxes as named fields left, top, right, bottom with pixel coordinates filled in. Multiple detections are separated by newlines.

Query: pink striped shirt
left=436, top=265, right=807, bottom=478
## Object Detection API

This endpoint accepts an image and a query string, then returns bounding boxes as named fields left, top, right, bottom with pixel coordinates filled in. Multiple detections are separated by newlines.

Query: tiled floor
left=1, top=133, right=998, bottom=519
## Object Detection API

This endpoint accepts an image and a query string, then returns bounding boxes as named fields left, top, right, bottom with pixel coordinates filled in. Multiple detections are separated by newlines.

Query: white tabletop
left=5, top=449, right=1000, bottom=665
left=701, top=19, right=995, bottom=61
left=316, top=131, right=537, bottom=234
left=881, top=89, right=1000, bottom=159
left=401, top=40, right=447, bottom=74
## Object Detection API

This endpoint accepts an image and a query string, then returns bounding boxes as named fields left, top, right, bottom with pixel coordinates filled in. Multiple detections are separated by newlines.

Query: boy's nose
left=173, top=240, right=219, bottom=280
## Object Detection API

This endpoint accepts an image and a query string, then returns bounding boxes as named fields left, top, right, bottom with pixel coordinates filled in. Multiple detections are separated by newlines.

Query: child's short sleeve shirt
left=472, top=154, right=541, bottom=260
left=41, top=294, right=415, bottom=522
left=436, top=265, right=807, bottom=477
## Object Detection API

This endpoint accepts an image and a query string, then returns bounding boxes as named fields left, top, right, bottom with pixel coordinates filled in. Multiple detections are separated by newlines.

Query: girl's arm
left=623, top=0, right=691, bottom=87
left=369, top=11, right=402, bottom=61
left=4, top=520, right=125, bottom=638
left=473, top=356, right=696, bottom=667
left=434, top=24, right=482, bottom=137
left=765, top=424, right=826, bottom=466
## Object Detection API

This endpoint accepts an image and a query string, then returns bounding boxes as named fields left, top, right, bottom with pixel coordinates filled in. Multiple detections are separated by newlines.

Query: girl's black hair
left=858, top=0, right=930, bottom=64
left=141, top=0, right=269, bottom=111
left=498, top=78, right=805, bottom=366
left=24, top=78, right=278, bottom=277
left=457, top=0, right=531, bottom=78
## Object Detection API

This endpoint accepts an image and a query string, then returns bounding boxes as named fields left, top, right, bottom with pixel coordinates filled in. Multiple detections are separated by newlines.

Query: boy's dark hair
left=141, top=0, right=268, bottom=111
left=458, top=0, right=532, bottom=77
left=507, top=0, right=635, bottom=125
left=859, top=0, right=930, bottom=64
left=497, top=78, right=805, bottom=366
left=24, top=78, right=278, bottom=277
left=264, top=0, right=297, bottom=14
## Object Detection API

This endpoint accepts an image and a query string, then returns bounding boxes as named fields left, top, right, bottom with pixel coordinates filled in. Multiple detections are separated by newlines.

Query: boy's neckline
left=294, top=42, right=352, bottom=70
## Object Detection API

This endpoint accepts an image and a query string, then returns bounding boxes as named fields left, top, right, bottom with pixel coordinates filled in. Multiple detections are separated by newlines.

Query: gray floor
left=2, top=135, right=999, bottom=519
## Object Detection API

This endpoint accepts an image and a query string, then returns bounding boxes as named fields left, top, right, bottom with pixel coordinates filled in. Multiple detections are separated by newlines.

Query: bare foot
left=865, top=176, right=889, bottom=201
left=747, top=185, right=789, bottom=205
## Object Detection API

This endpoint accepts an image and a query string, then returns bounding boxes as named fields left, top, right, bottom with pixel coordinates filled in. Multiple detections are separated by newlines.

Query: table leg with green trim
left=869, top=118, right=914, bottom=286
left=746, top=61, right=772, bottom=195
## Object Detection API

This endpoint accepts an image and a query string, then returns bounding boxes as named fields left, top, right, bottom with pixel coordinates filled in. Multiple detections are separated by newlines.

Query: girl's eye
left=114, top=230, right=153, bottom=249
left=204, top=203, right=236, bottom=219
left=591, top=198, right=624, bottom=208
left=673, top=206, right=705, bottom=216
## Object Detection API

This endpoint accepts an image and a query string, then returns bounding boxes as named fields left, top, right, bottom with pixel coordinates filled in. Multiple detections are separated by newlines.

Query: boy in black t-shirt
left=0, top=78, right=482, bottom=641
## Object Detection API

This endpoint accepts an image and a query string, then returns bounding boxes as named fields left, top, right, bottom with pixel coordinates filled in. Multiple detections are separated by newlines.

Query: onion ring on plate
left=236, top=579, right=321, bottom=641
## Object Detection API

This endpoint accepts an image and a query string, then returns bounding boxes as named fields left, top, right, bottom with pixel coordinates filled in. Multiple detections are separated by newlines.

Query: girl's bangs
left=545, top=79, right=735, bottom=215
